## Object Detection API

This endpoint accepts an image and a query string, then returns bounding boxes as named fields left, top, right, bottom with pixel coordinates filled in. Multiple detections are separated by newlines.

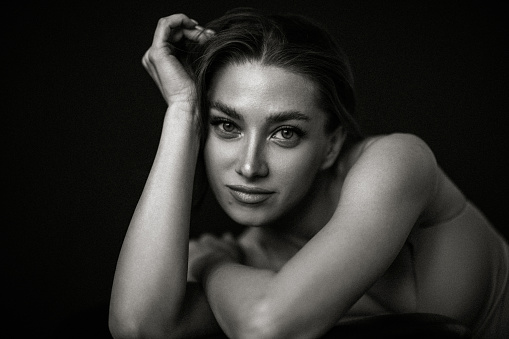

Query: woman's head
left=185, top=8, right=363, bottom=226
left=186, top=7, right=362, bottom=142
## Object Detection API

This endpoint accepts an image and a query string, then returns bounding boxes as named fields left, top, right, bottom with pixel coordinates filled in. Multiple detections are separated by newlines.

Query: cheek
left=204, top=137, right=327, bottom=185
left=204, top=139, right=235, bottom=178
left=269, top=145, right=325, bottom=186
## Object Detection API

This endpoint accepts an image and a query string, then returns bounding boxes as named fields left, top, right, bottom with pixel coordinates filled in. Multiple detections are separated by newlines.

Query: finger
left=152, top=14, right=199, bottom=47
left=222, top=232, right=235, bottom=243
left=182, top=27, right=215, bottom=45
left=189, top=239, right=198, bottom=250
left=199, top=233, right=233, bottom=251
left=153, top=14, right=197, bottom=43
left=188, top=240, right=199, bottom=258
left=199, top=233, right=219, bottom=244
left=198, top=233, right=240, bottom=258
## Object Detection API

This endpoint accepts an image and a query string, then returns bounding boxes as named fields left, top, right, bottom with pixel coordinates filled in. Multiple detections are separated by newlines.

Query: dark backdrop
left=5, top=0, right=507, bottom=337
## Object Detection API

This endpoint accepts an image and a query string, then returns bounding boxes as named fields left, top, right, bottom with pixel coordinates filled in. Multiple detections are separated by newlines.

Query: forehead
left=208, top=62, right=323, bottom=117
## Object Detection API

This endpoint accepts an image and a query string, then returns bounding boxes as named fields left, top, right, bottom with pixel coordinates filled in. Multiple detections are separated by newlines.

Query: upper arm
left=256, top=133, right=438, bottom=337
left=335, top=133, right=437, bottom=239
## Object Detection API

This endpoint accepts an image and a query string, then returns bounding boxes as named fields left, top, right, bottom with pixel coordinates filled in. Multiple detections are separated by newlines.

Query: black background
left=5, top=0, right=508, bottom=337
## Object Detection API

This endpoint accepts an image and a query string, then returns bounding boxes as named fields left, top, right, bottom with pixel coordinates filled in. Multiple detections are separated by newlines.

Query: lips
left=226, top=185, right=275, bottom=204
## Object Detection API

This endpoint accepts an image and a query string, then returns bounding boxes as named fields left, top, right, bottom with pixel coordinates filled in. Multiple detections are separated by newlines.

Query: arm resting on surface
left=109, top=106, right=221, bottom=338
left=110, top=132, right=437, bottom=338
left=199, top=134, right=438, bottom=338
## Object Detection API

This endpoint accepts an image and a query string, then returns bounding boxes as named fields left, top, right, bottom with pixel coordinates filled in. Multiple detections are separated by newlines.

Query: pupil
left=223, top=123, right=233, bottom=132
left=282, top=129, right=293, bottom=139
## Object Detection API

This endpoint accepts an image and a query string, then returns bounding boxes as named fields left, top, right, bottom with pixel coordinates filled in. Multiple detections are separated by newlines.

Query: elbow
left=108, top=308, right=138, bottom=339
left=108, top=317, right=172, bottom=339
left=239, top=300, right=330, bottom=339
left=108, top=316, right=135, bottom=339
left=108, top=307, right=147, bottom=339
left=108, top=305, right=177, bottom=339
left=237, top=300, right=287, bottom=339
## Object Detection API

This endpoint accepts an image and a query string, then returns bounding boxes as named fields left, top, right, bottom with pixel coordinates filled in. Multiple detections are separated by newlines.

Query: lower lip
left=228, top=189, right=273, bottom=205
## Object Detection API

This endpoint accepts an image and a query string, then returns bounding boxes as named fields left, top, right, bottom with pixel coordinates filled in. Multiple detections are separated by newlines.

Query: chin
left=224, top=207, right=277, bottom=228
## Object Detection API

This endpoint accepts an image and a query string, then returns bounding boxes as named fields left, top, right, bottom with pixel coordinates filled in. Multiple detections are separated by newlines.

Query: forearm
left=110, top=105, right=200, bottom=335
left=201, top=243, right=354, bottom=339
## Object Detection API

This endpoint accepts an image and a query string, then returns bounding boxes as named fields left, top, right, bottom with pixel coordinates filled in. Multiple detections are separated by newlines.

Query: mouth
left=226, top=185, right=275, bottom=205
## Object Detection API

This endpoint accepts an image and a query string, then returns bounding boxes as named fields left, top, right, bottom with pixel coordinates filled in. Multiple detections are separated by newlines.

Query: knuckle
left=200, top=233, right=213, bottom=239
left=158, top=13, right=185, bottom=26
left=157, top=17, right=169, bottom=26
left=199, top=233, right=217, bottom=243
left=141, top=53, right=149, bottom=65
left=146, top=47, right=162, bottom=62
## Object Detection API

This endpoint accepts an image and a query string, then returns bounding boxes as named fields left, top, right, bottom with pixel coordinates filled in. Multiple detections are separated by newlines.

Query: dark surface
left=205, top=313, right=473, bottom=338
left=51, top=302, right=472, bottom=339
left=5, top=0, right=507, bottom=337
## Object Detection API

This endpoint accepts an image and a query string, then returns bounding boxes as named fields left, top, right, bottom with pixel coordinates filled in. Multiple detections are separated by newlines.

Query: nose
left=235, top=136, right=269, bottom=179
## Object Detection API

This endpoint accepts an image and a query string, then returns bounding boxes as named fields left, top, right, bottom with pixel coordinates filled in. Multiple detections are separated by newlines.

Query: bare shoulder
left=361, top=133, right=436, bottom=163
left=343, top=133, right=438, bottom=203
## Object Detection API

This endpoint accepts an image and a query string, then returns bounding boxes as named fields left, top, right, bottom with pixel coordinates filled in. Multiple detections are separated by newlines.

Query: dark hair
left=184, top=7, right=363, bottom=145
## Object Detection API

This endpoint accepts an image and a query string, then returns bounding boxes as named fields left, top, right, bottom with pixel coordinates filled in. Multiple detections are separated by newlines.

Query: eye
left=279, top=129, right=294, bottom=139
left=272, top=127, right=300, bottom=140
left=209, top=117, right=241, bottom=139
left=222, top=122, right=236, bottom=133
left=271, top=126, right=306, bottom=147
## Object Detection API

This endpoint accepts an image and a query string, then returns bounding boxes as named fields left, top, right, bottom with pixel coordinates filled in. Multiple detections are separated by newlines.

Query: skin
left=109, top=13, right=500, bottom=339
left=204, top=63, right=343, bottom=231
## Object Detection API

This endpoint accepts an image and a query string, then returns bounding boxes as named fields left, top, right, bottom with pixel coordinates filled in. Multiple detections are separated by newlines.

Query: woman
left=109, top=8, right=508, bottom=338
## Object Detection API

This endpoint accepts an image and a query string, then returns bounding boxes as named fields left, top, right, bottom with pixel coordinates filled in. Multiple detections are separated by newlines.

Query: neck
left=268, top=167, right=342, bottom=242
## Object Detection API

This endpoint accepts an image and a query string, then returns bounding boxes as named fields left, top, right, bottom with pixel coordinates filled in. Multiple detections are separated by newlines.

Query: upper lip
left=226, top=185, right=275, bottom=194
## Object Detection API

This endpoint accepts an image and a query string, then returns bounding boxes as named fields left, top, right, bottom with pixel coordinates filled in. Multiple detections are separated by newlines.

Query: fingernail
left=205, top=29, right=215, bottom=35
left=195, top=25, right=205, bottom=30
left=191, top=19, right=199, bottom=25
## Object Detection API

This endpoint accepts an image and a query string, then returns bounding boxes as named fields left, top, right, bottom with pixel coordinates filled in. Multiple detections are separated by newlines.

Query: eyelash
left=209, top=117, right=307, bottom=141
left=273, top=125, right=306, bottom=138
left=209, top=117, right=240, bottom=136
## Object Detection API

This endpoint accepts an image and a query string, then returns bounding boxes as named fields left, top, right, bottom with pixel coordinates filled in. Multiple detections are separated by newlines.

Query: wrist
left=161, top=104, right=202, bottom=152
left=164, top=102, right=200, bottom=128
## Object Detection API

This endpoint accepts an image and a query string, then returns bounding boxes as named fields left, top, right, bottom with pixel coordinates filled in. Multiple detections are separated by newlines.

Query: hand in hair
left=142, top=14, right=214, bottom=106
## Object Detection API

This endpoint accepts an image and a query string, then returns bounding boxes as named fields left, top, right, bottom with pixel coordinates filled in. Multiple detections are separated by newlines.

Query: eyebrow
left=209, top=100, right=311, bottom=123
left=209, top=101, right=242, bottom=120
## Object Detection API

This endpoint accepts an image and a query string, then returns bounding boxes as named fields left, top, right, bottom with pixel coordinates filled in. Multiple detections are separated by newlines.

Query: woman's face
left=204, top=62, right=339, bottom=227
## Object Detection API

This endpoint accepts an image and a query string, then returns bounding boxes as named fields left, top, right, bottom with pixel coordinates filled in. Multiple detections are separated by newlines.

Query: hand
left=142, top=14, right=214, bottom=106
left=188, top=233, right=243, bottom=283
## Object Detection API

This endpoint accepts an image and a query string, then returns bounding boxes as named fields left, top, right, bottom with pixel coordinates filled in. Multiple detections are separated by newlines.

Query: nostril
left=236, top=161, right=256, bottom=178
left=236, top=159, right=269, bottom=178
left=235, top=139, right=269, bottom=178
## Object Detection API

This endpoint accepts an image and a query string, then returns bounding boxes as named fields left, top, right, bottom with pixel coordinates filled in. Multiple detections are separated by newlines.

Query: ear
left=321, top=126, right=347, bottom=170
